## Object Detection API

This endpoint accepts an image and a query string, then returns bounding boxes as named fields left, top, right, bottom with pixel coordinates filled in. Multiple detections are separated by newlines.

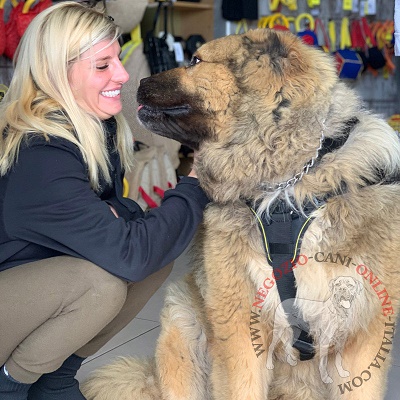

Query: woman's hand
left=188, top=169, right=197, bottom=178
left=109, top=205, right=118, bottom=218
left=188, top=150, right=198, bottom=178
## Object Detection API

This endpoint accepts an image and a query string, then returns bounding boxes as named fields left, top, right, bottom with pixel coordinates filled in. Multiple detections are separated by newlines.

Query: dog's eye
left=189, top=56, right=201, bottom=67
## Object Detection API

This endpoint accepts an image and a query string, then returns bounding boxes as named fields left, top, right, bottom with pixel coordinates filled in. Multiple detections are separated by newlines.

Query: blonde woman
left=0, top=2, right=209, bottom=399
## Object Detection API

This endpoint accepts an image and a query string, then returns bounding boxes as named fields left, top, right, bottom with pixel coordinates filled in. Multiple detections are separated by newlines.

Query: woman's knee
left=67, top=257, right=128, bottom=319
left=0, top=258, right=128, bottom=379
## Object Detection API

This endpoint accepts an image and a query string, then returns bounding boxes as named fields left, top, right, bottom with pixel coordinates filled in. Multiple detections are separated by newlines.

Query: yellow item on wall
left=339, top=17, right=352, bottom=49
left=268, top=13, right=290, bottom=29
left=235, top=19, right=248, bottom=34
left=270, top=0, right=298, bottom=11
left=295, top=13, right=315, bottom=32
left=0, top=0, right=18, bottom=8
left=270, top=0, right=280, bottom=11
left=22, top=0, right=46, bottom=14
left=342, top=0, right=353, bottom=11
left=258, top=16, right=271, bottom=29
left=328, top=19, right=337, bottom=52
left=281, top=0, right=297, bottom=11
left=123, top=178, right=130, bottom=198
left=387, top=115, right=400, bottom=132
left=120, top=25, right=142, bottom=66
left=0, top=84, right=8, bottom=102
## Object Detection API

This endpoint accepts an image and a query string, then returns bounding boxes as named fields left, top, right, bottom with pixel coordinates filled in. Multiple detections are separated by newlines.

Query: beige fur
left=82, top=29, right=400, bottom=399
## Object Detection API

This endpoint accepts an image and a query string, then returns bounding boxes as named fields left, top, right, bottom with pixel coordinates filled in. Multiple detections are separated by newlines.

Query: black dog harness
left=250, top=118, right=360, bottom=361
left=250, top=203, right=315, bottom=360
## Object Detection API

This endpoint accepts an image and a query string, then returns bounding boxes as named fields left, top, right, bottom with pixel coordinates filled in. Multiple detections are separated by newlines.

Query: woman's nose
left=115, top=60, right=130, bottom=84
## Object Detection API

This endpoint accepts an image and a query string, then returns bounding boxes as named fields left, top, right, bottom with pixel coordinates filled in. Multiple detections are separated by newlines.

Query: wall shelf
left=171, top=2, right=213, bottom=10
left=146, top=0, right=214, bottom=42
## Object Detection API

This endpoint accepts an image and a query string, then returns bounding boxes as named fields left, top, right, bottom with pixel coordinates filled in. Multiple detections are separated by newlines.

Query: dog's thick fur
left=82, top=29, right=400, bottom=399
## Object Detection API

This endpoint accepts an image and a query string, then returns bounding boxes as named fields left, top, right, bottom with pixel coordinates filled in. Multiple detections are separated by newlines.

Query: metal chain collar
left=264, top=120, right=327, bottom=193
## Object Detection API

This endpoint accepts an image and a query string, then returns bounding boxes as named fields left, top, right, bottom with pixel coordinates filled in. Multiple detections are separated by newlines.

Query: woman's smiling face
left=68, top=39, right=129, bottom=119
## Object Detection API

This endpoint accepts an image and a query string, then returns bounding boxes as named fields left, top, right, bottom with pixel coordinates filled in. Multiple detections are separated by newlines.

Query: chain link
left=264, top=121, right=326, bottom=192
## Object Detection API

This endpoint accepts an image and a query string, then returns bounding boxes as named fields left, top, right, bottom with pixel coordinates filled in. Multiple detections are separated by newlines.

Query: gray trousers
left=0, top=256, right=172, bottom=384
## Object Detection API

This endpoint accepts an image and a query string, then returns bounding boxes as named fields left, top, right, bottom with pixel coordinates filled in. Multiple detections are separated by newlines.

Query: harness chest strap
left=250, top=206, right=316, bottom=361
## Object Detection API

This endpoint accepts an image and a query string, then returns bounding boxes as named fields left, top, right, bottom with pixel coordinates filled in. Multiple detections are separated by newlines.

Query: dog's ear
left=260, top=31, right=289, bottom=74
left=261, top=31, right=311, bottom=74
left=242, top=31, right=291, bottom=76
left=328, top=278, right=335, bottom=293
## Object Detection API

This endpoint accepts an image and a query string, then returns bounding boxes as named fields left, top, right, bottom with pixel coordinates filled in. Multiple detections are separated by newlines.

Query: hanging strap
left=340, top=17, right=352, bottom=49
left=314, top=18, right=330, bottom=51
left=150, top=1, right=163, bottom=36
left=235, top=19, right=248, bottom=34
left=139, top=186, right=159, bottom=209
left=150, top=1, right=172, bottom=40
left=162, top=2, right=168, bottom=38
left=328, top=19, right=337, bottom=52
left=250, top=204, right=316, bottom=361
left=350, top=19, right=366, bottom=50
left=361, top=16, right=377, bottom=47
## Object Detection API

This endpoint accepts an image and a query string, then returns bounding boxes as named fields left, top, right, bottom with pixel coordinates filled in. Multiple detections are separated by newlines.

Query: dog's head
left=329, top=276, right=362, bottom=310
left=137, top=29, right=400, bottom=204
left=137, top=29, right=337, bottom=147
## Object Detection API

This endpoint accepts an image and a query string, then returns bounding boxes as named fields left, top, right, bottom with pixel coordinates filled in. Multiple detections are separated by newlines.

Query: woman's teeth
left=102, top=90, right=120, bottom=98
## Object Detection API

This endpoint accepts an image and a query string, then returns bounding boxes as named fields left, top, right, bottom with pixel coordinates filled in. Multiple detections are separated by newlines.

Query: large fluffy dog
left=82, top=29, right=400, bottom=399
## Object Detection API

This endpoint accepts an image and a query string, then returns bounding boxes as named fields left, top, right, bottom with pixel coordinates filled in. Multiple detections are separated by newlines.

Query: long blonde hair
left=0, top=1, right=134, bottom=190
